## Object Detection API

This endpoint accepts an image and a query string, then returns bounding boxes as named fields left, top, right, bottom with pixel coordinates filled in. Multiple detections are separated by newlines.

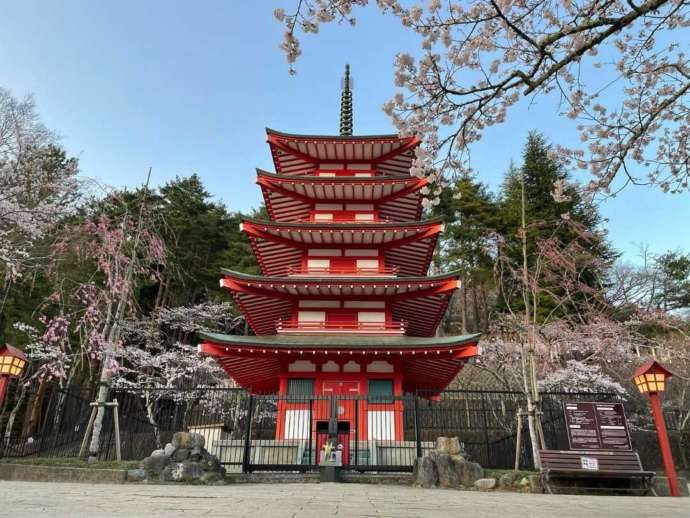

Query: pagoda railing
left=276, top=319, right=407, bottom=335
left=285, top=266, right=398, bottom=277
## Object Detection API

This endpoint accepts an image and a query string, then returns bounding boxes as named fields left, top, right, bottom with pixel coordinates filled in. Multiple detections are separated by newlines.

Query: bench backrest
left=540, top=450, right=644, bottom=472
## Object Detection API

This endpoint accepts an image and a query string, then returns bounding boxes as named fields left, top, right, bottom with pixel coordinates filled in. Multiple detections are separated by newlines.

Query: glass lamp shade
left=633, top=360, right=672, bottom=394
left=0, top=356, right=26, bottom=377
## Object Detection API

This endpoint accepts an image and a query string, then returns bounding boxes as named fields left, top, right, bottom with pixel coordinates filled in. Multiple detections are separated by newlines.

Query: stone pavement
left=1, top=481, right=688, bottom=518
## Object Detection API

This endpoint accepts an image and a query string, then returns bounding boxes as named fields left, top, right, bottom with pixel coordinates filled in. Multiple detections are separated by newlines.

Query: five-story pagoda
left=199, top=66, right=480, bottom=445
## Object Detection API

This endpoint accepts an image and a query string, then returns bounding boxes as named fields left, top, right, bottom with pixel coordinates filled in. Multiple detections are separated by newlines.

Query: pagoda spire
left=339, top=64, right=353, bottom=136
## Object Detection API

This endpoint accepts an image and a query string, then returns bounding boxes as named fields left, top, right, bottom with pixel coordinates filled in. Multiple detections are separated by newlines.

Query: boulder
left=435, top=437, right=461, bottom=455
left=454, top=457, right=483, bottom=487
left=139, top=432, right=225, bottom=485
left=172, top=448, right=191, bottom=462
left=141, top=453, right=169, bottom=475
left=499, top=472, right=520, bottom=489
left=413, top=455, right=439, bottom=488
left=474, top=478, right=497, bottom=491
left=436, top=453, right=461, bottom=489
left=169, top=462, right=204, bottom=482
left=171, top=432, right=191, bottom=449
left=126, top=468, right=146, bottom=482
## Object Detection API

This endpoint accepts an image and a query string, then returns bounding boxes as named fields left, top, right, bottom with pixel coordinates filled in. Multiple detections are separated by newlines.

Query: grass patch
left=0, top=456, right=138, bottom=470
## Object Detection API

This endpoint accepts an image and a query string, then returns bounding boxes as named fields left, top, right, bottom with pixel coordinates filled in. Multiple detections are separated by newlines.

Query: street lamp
left=0, top=344, right=28, bottom=408
left=633, top=360, right=680, bottom=497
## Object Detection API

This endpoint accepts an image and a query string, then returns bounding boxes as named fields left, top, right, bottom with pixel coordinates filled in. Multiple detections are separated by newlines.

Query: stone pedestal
left=319, top=466, right=342, bottom=483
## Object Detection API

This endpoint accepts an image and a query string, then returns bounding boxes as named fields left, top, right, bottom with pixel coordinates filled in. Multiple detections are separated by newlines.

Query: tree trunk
left=87, top=168, right=152, bottom=461
left=3, top=383, right=26, bottom=445
left=23, top=379, right=48, bottom=437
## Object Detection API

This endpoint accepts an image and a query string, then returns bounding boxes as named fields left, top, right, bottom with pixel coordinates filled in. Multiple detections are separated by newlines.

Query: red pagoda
left=199, top=66, right=479, bottom=447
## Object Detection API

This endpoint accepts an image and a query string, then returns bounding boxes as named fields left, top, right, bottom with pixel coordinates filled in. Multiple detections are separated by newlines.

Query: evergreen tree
left=496, top=132, right=616, bottom=319
left=434, top=174, right=498, bottom=332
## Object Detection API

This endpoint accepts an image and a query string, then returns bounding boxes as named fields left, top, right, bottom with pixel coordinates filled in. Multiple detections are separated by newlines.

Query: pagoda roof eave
left=256, top=168, right=425, bottom=183
left=220, top=269, right=459, bottom=337
left=241, top=216, right=443, bottom=231
left=241, top=218, right=441, bottom=278
left=266, top=127, right=414, bottom=142
left=256, top=169, right=426, bottom=224
left=199, top=331, right=481, bottom=349
left=266, top=128, right=420, bottom=177
left=220, top=268, right=460, bottom=284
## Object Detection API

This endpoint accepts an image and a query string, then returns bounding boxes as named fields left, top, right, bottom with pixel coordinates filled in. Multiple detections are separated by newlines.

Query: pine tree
left=434, top=173, right=498, bottom=332
left=496, top=131, right=616, bottom=319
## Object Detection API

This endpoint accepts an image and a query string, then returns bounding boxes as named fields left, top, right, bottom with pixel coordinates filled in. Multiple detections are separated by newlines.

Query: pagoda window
left=321, top=361, right=340, bottom=373
left=287, top=378, right=315, bottom=396
left=357, top=259, right=381, bottom=270
left=345, top=249, right=378, bottom=257
left=343, top=300, right=386, bottom=309
left=308, top=248, right=342, bottom=256
left=315, top=203, right=343, bottom=211
left=367, top=379, right=394, bottom=403
left=298, top=300, right=340, bottom=308
left=354, top=213, right=375, bottom=221
left=298, top=311, right=326, bottom=326
left=345, top=204, right=374, bottom=211
left=357, top=311, right=386, bottom=326
left=313, top=213, right=334, bottom=222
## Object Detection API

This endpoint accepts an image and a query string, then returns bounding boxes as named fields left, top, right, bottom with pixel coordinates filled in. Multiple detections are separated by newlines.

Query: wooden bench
left=540, top=450, right=656, bottom=495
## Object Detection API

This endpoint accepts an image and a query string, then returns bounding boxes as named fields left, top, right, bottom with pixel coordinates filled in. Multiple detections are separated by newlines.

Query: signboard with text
left=563, top=402, right=632, bottom=451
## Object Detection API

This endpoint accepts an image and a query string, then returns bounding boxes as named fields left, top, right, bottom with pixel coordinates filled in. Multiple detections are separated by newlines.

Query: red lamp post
left=0, top=344, right=28, bottom=408
left=633, top=360, right=680, bottom=497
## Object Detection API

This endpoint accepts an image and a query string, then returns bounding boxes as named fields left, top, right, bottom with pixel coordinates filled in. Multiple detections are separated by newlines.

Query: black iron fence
left=1, top=386, right=687, bottom=473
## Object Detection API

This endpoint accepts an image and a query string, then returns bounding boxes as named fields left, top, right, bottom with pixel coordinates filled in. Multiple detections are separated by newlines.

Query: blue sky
left=2, top=1, right=687, bottom=263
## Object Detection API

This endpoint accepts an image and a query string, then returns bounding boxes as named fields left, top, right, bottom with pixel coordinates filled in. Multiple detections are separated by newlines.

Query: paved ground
left=0, top=481, right=688, bottom=518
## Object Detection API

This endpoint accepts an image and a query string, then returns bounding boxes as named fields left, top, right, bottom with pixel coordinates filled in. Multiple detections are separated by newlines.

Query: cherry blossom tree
left=0, top=87, right=79, bottom=286
left=276, top=1, right=690, bottom=195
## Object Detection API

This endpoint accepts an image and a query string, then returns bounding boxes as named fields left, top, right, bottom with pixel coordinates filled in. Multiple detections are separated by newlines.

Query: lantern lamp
left=0, top=344, right=29, bottom=408
left=633, top=360, right=679, bottom=497
left=633, top=360, right=672, bottom=394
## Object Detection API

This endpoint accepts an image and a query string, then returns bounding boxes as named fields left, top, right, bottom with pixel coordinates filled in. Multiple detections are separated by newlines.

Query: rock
left=163, top=442, right=175, bottom=457
left=200, top=454, right=220, bottom=471
left=436, top=453, right=461, bottom=489
left=455, top=458, right=483, bottom=487
left=189, top=433, right=205, bottom=450
left=139, top=431, right=224, bottom=485
left=172, top=448, right=191, bottom=462
left=172, top=432, right=191, bottom=449
left=169, top=462, right=204, bottom=482
left=435, top=437, right=461, bottom=455
left=499, top=472, right=520, bottom=489
left=126, top=468, right=146, bottom=482
left=172, top=431, right=205, bottom=450
left=474, top=478, right=497, bottom=491
left=413, top=455, right=439, bottom=488
left=141, top=454, right=169, bottom=474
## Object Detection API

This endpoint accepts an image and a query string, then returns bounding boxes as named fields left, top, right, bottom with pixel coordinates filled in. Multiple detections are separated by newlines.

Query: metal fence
left=1, top=386, right=685, bottom=472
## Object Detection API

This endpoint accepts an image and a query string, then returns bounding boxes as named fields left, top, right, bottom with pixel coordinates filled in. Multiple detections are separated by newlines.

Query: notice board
left=563, top=402, right=632, bottom=451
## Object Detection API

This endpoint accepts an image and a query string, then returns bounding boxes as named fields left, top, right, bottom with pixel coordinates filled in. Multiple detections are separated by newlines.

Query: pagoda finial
left=339, top=64, right=353, bottom=136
